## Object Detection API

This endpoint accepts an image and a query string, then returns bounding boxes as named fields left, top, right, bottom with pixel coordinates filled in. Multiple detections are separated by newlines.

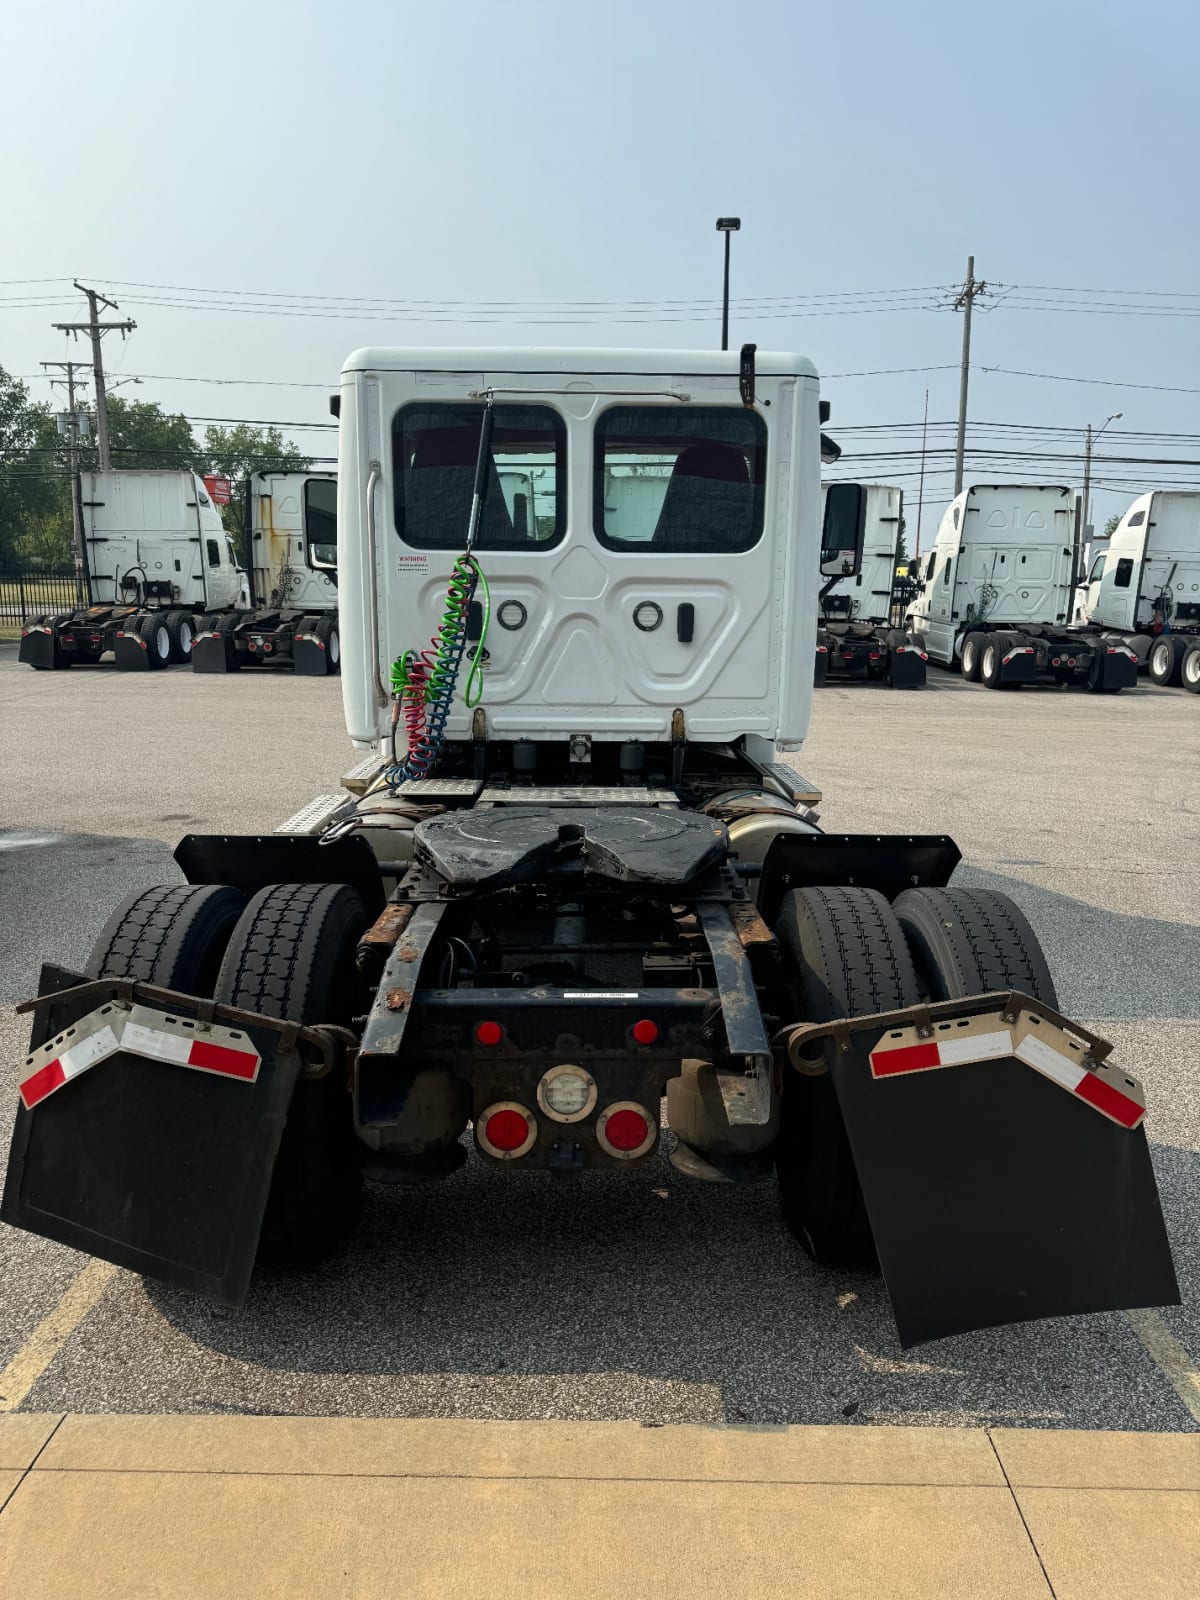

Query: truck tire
left=979, top=636, right=1004, bottom=689
left=214, top=883, right=369, bottom=1265
left=960, top=633, right=983, bottom=681
left=86, top=883, right=247, bottom=995
left=315, top=614, right=340, bottom=674
left=773, top=887, right=920, bottom=1267
left=139, top=613, right=172, bottom=670
left=1148, top=636, right=1183, bottom=687
left=1182, top=642, right=1200, bottom=693
left=893, top=887, right=1058, bottom=1009
left=165, top=610, right=195, bottom=663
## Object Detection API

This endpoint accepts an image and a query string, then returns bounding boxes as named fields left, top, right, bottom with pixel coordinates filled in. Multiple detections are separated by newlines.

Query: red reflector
left=868, top=651, right=881, bottom=659
left=604, top=1108, right=650, bottom=1151
left=1067, top=658, right=1076, bottom=668
left=816, top=645, right=828, bottom=654
left=64, top=634, right=75, bottom=644
left=476, top=1020, right=503, bottom=1046
left=1052, top=657, right=1061, bottom=667
left=484, top=1108, right=530, bottom=1151
left=632, top=1018, right=658, bottom=1045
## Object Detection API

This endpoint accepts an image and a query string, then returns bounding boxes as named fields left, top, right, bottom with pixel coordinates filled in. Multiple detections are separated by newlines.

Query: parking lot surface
left=1, top=646, right=1196, bottom=1428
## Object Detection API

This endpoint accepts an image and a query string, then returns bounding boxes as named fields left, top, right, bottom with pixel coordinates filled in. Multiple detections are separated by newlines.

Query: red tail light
left=475, top=1020, right=503, bottom=1046
left=631, top=1018, right=658, bottom=1045
left=477, top=1102, right=536, bottom=1159
left=597, top=1103, right=655, bottom=1158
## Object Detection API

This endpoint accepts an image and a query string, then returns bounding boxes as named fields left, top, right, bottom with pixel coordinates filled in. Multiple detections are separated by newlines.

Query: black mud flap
left=787, top=997, right=1180, bottom=1346
left=17, top=628, right=65, bottom=670
left=293, top=634, right=329, bottom=676
left=758, top=833, right=961, bottom=926
left=813, top=647, right=829, bottom=687
left=112, top=629, right=151, bottom=671
left=1099, top=645, right=1138, bottom=691
left=887, top=647, right=926, bottom=689
left=999, top=647, right=1037, bottom=684
left=1, top=966, right=303, bottom=1306
left=191, top=632, right=237, bottom=672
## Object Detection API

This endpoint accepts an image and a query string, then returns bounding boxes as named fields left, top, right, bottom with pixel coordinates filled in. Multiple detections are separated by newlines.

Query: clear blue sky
left=4, top=0, right=1198, bottom=539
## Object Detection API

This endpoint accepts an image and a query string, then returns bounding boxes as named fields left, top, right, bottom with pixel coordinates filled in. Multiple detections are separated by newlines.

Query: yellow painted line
left=0, top=1261, right=116, bottom=1412
left=1124, top=1307, right=1200, bottom=1425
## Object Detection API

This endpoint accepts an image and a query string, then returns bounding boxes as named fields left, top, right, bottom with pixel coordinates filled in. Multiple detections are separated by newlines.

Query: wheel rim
left=1152, top=643, right=1170, bottom=675
left=1185, top=651, right=1200, bottom=688
left=329, top=629, right=340, bottom=666
left=178, top=621, right=193, bottom=655
left=154, top=625, right=170, bottom=660
left=962, top=640, right=975, bottom=671
left=983, top=645, right=997, bottom=676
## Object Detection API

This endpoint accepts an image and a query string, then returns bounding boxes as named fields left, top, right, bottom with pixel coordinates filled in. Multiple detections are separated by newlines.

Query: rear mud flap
left=887, top=648, right=926, bottom=688
left=1100, top=647, right=1138, bottom=690
left=1, top=966, right=308, bottom=1306
left=293, top=635, right=329, bottom=676
left=784, top=996, right=1180, bottom=1346
left=113, top=631, right=151, bottom=671
left=17, top=628, right=65, bottom=670
left=191, top=632, right=237, bottom=673
left=1000, top=649, right=1037, bottom=684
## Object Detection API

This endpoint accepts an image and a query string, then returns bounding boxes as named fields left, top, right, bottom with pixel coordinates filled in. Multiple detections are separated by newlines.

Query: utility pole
left=915, top=387, right=929, bottom=559
left=952, top=256, right=988, bottom=495
left=41, top=359, right=91, bottom=605
left=1076, top=411, right=1122, bottom=591
left=53, top=282, right=135, bottom=470
left=715, top=217, right=740, bottom=351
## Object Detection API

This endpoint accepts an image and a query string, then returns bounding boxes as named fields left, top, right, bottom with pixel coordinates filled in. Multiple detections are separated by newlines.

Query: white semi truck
left=1077, top=489, right=1200, bottom=692
left=905, top=484, right=1137, bottom=692
left=191, top=470, right=340, bottom=675
left=19, top=469, right=245, bottom=669
left=2, top=347, right=1176, bottom=1349
left=814, top=482, right=926, bottom=687
left=20, top=467, right=339, bottom=676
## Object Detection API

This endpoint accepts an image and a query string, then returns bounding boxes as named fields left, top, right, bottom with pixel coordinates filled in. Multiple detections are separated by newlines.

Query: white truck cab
left=82, top=469, right=243, bottom=613
left=246, top=470, right=339, bottom=611
left=336, top=347, right=821, bottom=756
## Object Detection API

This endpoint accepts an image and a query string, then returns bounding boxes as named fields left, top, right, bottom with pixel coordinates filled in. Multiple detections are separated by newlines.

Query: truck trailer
left=1077, top=489, right=1200, bottom=692
left=191, top=470, right=340, bottom=676
left=814, top=482, right=926, bottom=687
left=905, top=484, right=1137, bottom=692
left=19, top=469, right=246, bottom=670
left=2, top=347, right=1177, bottom=1348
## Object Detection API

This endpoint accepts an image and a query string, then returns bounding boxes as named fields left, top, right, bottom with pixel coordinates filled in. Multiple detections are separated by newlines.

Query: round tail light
left=477, top=1102, right=536, bottom=1160
left=596, top=1103, right=655, bottom=1159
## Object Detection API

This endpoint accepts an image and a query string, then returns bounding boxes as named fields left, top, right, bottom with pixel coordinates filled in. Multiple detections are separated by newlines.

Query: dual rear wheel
left=772, top=883, right=1056, bottom=1266
left=86, top=879, right=368, bottom=1266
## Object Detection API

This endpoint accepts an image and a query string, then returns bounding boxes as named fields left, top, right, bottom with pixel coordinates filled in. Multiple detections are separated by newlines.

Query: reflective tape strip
left=20, top=1023, right=121, bottom=1109
left=870, top=1029, right=1013, bottom=1076
left=19, top=1003, right=262, bottom=1111
left=1002, top=647, right=1035, bottom=664
left=867, top=1010, right=1145, bottom=1130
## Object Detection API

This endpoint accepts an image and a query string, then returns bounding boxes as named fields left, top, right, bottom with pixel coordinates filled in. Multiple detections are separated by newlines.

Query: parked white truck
left=191, top=470, right=340, bottom=675
left=19, top=469, right=245, bottom=669
left=2, top=348, right=1177, bottom=1350
left=905, top=484, right=1137, bottom=692
left=814, top=482, right=926, bottom=687
left=20, top=468, right=339, bottom=676
left=1077, top=489, right=1200, bottom=692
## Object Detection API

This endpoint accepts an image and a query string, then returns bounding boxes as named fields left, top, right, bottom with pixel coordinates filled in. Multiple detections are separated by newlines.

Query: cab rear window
left=594, top=406, right=767, bottom=552
left=393, top=403, right=566, bottom=551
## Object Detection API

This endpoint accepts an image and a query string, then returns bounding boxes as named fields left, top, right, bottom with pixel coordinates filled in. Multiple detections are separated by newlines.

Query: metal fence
left=0, top=568, right=82, bottom=624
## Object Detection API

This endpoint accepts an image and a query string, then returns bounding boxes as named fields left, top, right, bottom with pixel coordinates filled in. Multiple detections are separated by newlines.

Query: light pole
left=716, top=217, right=740, bottom=351
left=1082, top=412, right=1123, bottom=543
left=1072, top=411, right=1123, bottom=616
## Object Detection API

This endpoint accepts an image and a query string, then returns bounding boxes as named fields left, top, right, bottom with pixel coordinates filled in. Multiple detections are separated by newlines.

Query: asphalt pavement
left=0, top=644, right=1196, bottom=1428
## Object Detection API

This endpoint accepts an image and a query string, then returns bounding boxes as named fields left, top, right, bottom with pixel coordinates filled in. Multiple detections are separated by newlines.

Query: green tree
left=82, top=397, right=206, bottom=476
left=0, top=368, right=67, bottom=566
left=894, top=514, right=910, bottom=570
left=203, top=424, right=310, bottom=556
left=1103, top=513, right=1121, bottom=539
